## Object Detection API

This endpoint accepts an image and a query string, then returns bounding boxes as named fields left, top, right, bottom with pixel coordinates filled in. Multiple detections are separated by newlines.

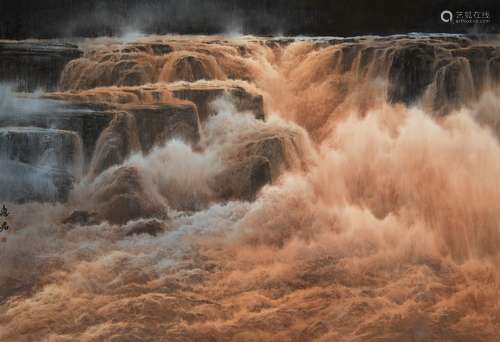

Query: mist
left=0, top=84, right=61, bottom=117
left=3, top=0, right=498, bottom=39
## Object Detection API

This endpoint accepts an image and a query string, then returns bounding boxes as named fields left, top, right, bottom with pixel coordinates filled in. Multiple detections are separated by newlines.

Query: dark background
left=0, top=0, right=498, bottom=39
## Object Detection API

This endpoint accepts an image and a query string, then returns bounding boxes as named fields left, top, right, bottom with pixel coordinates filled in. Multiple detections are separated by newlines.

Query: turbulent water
left=1, top=34, right=500, bottom=341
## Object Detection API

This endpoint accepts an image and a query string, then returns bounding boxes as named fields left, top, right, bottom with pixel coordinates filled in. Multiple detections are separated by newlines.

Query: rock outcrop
left=0, top=127, right=83, bottom=175
left=123, top=219, right=166, bottom=237
left=91, top=166, right=166, bottom=225
left=39, top=84, right=204, bottom=157
left=88, top=112, right=140, bottom=177
left=125, top=103, right=201, bottom=153
left=213, top=156, right=272, bottom=201
left=0, top=40, right=82, bottom=91
left=0, top=103, right=113, bottom=165
left=169, top=81, right=265, bottom=121
left=211, top=134, right=296, bottom=201
left=62, top=210, right=99, bottom=226
left=0, top=127, right=83, bottom=202
left=387, top=44, right=437, bottom=105
left=429, top=57, right=475, bottom=113
left=384, top=38, right=500, bottom=109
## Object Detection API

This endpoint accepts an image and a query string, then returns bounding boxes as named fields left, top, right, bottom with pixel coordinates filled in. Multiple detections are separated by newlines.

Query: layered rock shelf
left=0, top=40, right=82, bottom=91
left=1, top=34, right=499, bottom=207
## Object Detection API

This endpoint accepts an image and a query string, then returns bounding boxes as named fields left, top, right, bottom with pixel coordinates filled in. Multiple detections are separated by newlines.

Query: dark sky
left=0, top=0, right=498, bottom=39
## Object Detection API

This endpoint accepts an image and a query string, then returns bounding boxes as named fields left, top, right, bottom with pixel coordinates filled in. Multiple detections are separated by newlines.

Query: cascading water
left=1, top=34, right=500, bottom=341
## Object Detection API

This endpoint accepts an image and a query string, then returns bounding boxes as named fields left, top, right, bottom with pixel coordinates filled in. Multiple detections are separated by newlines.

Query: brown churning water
left=1, top=34, right=500, bottom=341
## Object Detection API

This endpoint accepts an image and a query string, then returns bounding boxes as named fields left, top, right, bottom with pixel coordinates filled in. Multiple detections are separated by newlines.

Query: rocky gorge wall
left=1, top=34, right=500, bottom=341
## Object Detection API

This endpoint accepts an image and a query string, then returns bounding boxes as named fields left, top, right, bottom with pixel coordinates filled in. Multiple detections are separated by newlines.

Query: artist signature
left=0, top=204, right=9, bottom=233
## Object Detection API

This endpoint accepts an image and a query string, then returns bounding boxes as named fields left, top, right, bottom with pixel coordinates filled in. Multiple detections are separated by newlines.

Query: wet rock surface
left=91, top=166, right=167, bottom=225
left=0, top=127, right=83, bottom=171
left=0, top=101, right=113, bottom=165
left=170, top=82, right=265, bottom=122
left=123, top=219, right=166, bottom=237
left=0, top=40, right=82, bottom=91
left=384, top=39, right=500, bottom=107
left=387, top=44, right=437, bottom=105
left=62, top=210, right=99, bottom=226
left=213, top=156, right=272, bottom=201
left=211, top=134, right=292, bottom=201
left=0, top=126, right=82, bottom=202
left=88, top=111, right=140, bottom=177
left=125, top=103, right=201, bottom=153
